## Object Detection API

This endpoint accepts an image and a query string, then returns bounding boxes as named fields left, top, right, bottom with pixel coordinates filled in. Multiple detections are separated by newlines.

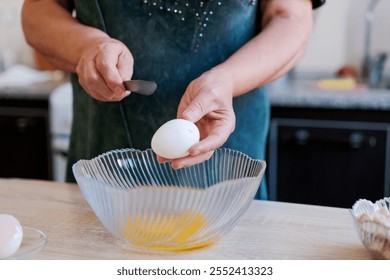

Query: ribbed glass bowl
left=351, top=197, right=390, bottom=259
left=72, top=148, right=266, bottom=253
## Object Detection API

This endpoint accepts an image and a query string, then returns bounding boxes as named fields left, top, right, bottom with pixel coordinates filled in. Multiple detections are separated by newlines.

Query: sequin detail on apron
left=142, top=0, right=256, bottom=51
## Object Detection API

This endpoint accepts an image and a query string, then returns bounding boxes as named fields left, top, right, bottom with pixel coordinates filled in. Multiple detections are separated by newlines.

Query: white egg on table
left=151, top=119, right=200, bottom=159
left=0, top=214, right=23, bottom=259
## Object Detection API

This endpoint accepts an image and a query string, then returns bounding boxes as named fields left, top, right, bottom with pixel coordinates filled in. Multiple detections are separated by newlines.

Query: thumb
left=180, top=100, right=206, bottom=123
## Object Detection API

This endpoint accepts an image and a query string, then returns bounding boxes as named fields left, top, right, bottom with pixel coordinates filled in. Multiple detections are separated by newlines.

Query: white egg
left=0, top=214, right=23, bottom=259
left=151, top=119, right=200, bottom=159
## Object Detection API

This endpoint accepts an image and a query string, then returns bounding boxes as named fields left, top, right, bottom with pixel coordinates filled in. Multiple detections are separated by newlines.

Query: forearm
left=21, top=0, right=109, bottom=72
left=212, top=0, right=313, bottom=97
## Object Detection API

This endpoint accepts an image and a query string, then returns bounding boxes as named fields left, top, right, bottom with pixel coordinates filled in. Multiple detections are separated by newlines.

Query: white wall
left=296, top=0, right=390, bottom=77
left=0, top=0, right=34, bottom=69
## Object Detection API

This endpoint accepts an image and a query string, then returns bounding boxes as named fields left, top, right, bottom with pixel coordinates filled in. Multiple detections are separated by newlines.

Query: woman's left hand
left=157, top=69, right=236, bottom=169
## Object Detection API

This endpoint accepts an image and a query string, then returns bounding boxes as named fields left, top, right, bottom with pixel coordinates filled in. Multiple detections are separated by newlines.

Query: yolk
left=124, top=211, right=213, bottom=251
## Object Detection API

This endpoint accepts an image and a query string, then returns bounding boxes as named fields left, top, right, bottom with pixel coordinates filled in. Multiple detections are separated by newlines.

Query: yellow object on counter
left=124, top=210, right=213, bottom=251
left=316, top=77, right=357, bottom=90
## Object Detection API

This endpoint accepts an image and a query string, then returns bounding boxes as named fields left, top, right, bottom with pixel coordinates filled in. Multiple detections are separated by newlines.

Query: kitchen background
left=2, top=0, right=389, bottom=77
left=0, top=0, right=389, bottom=208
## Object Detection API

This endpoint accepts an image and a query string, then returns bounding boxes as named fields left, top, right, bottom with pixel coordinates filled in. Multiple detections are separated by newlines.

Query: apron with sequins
left=67, top=0, right=269, bottom=199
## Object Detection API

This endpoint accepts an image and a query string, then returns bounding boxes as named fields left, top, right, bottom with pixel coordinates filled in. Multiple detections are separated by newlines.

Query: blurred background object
left=295, top=0, right=390, bottom=83
left=0, top=0, right=72, bottom=183
left=0, top=0, right=34, bottom=70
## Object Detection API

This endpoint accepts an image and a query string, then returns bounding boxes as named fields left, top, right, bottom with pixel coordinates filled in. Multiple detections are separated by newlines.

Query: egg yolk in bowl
left=123, top=210, right=213, bottom=251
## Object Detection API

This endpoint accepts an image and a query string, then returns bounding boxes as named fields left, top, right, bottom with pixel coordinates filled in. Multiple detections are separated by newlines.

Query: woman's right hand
left=76, top=38, right=134, bottom=101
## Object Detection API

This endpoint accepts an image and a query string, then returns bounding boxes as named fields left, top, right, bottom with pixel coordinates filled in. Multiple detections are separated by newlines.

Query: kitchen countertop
left=0, top=80, right=67, bottom=100
left=0, top=65, right=68, bottom=100
left=3, top=76, right=390, bottom=110
left=0, top=178, right=371, bottom=260
left=267, top=79, right=390, bottom=111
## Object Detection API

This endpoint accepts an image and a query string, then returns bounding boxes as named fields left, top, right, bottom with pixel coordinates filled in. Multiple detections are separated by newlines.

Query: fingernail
left=172, top=163, right=183, bottom=170
left=157, top=158, right=170, bottom=163
left=190, top=149, right=200, bottom=156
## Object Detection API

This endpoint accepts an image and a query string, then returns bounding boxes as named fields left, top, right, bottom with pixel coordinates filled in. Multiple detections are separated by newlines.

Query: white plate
left=3, top=226, right=47, bottom=260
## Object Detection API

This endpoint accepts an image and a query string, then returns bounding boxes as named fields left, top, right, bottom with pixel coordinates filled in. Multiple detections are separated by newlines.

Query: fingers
left=77, top=55, right=114, bottom=101
left=179, top=89, right=218, bottom=123
left=77, top=39, right=133, bottom=101
left=156, top=151, right=215, bottom=170
left=95, top=50, right=127, bottom=98
left=174, top=71, right=236, bottom=169
left=156, top=122, right=234, bottom=169
left=190, top=124, right=234, bottom=155
left=181, top=97, right=206, bottom=123
left=178, top=82, right=215, bottom=123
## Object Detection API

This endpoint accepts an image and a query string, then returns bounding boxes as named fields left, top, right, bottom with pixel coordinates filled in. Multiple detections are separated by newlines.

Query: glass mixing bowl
left=73, top=148, right=266, bottom=253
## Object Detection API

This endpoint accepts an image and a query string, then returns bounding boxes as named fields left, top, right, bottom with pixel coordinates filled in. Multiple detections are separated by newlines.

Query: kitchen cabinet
left=0, top=98, right=52, bottom=179
left=267, top=106, right=390, bottom=208
left=0, top=76, right=66, bottom=180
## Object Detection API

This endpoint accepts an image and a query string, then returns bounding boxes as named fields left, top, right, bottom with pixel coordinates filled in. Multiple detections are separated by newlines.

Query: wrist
left=206, top=67, right=235, bottom=98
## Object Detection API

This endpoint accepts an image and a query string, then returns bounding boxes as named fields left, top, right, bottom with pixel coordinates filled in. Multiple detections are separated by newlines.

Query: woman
left=21, top=0, right=325, bottom=199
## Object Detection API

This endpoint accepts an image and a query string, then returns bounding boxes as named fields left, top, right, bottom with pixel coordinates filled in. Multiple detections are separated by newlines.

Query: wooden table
left=0, top=178, right=371, bottom=260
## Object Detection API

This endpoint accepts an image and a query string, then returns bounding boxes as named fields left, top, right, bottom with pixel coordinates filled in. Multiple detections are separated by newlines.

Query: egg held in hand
left=0, top=214, right=23, bottom=259
left=151, top=119, right=200, bottom=159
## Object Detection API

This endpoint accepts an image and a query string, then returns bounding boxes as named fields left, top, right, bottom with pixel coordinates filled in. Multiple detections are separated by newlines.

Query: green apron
left=67, top=0, right=269, bottom=199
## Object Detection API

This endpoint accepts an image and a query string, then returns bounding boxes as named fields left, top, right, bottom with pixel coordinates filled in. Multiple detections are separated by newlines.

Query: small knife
left=123, top=80, right=157, bottom=96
